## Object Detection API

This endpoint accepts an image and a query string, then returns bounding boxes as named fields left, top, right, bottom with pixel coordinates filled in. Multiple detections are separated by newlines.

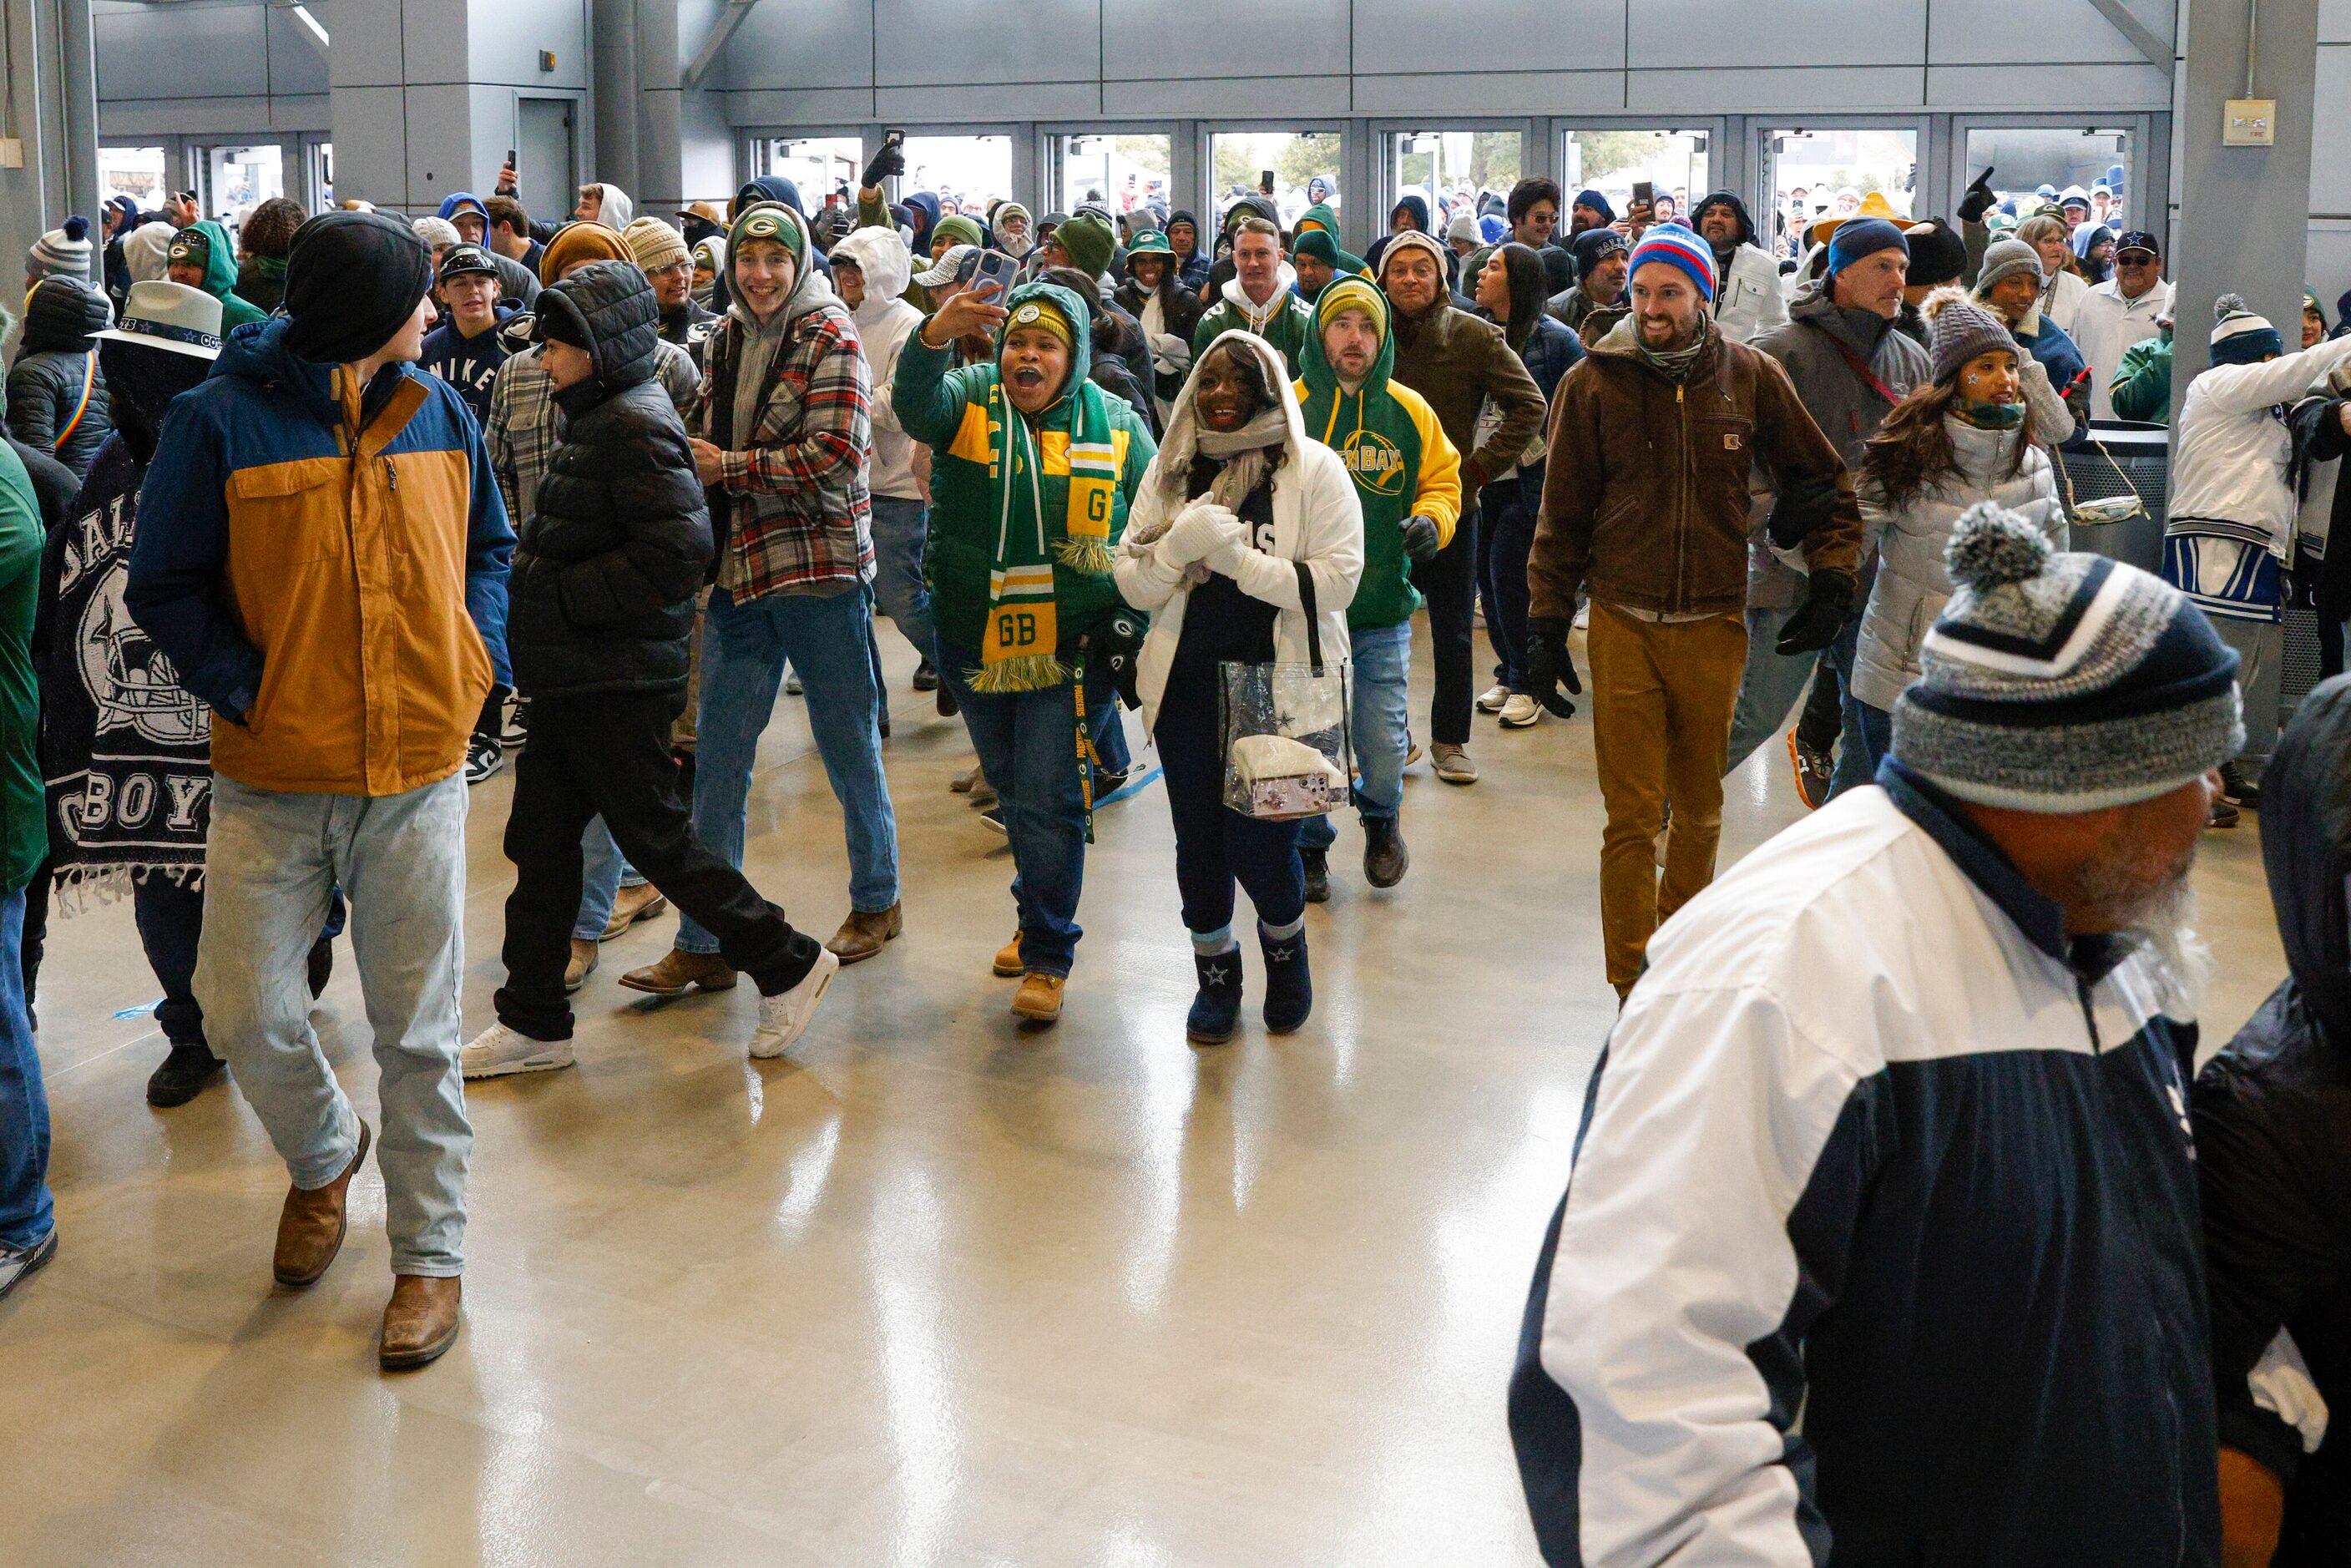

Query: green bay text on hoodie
left=1292, top=277, right=1461, bottom=630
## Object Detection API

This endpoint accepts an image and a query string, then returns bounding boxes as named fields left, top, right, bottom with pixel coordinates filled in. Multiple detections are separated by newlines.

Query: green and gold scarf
left=973, top=372, right=1120, bottom=692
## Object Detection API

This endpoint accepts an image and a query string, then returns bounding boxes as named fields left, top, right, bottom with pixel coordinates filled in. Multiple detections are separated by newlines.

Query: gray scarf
left=1636, top=334, right=1706, bottom=384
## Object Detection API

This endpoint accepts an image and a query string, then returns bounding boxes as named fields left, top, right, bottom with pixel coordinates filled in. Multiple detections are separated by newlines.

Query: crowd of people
left=0, top=139, right=2343, bottom=1563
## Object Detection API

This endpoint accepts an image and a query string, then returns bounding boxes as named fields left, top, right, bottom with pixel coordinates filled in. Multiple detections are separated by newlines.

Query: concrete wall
left=94, top=0, right=328, bottom=137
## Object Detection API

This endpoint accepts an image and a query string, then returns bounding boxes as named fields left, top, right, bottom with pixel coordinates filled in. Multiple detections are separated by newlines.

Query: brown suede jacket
left=1529, top=313, right=1863, bottom=620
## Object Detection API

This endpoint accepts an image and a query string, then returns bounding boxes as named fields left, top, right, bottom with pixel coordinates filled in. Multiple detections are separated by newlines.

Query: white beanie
left=412, top=216, right=462, bottom=250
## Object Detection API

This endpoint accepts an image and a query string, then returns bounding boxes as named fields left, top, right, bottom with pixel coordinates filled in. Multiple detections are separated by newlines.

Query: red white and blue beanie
left=1626, top=223, right=1716, bottom=302
left=1893, top=503, right=2242, bottom=812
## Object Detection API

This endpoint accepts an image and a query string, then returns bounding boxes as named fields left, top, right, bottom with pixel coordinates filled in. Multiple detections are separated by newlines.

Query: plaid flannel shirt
left=699, top=302, right=873, bottom=599
left=488, top=333, right=700, bottom=524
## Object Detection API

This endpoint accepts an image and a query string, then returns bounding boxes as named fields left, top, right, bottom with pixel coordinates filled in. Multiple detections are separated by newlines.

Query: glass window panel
left=1054, top=134, right=1170, bottom=221
left=898, top=134, right=1014, bottom=217
left=205, top=144, right=285, bottom=225
left=1961, top=128, right=2132, bottom=230
left=1385, top=130, right=1524, bottom=226
left=99, top=145, right=169, bottom=213
left=1766, top=128, right=1917, bottom=260
left=1211, top=131, right=1342, bottom=231
left=764, top=136, right=864, bottom=210
left=1558, top=129, right=1711, bottom=228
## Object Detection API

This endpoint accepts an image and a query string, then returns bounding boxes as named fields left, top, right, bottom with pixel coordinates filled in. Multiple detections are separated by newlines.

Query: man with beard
left=1513, top=502, right=2236, bottom=1566
left=1689, top=190, right=1788, bottom=343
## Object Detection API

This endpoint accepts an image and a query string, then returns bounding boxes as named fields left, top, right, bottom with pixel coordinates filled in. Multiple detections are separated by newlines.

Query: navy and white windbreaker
left=1510, top=762, right=2221, bottom=1567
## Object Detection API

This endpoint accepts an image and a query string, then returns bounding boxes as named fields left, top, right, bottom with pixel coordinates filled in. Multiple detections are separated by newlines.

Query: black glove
left=858, top=141, right=907, bottom=190
left=1956, top=168, right=1997, bottom=226
left=1767, top=472, right=1843, bottom=551
left=1400, top=514, right=1443, bottom=563
left=1524, top=616, right=1578, bottom=718
left=1776, top=569, right=1858, bottom=656
left=1089, top=609, right=1149, bottom=711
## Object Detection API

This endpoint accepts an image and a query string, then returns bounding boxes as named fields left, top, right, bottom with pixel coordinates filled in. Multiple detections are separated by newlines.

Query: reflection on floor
left=1, top=625, right=2285, bottom=1565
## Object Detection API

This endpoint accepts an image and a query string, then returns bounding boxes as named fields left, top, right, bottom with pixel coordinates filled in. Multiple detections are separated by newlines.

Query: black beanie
left=281, top=210, right=434, bottom=365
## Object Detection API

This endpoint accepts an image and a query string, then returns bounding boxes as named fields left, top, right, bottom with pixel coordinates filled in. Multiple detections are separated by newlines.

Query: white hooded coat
left=830, top=225, right=926, bottom=500
left=1115, top=330, right=1364, bottom=736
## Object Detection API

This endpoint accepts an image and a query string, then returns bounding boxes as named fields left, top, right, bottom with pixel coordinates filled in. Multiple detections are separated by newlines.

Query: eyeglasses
left=2116, top=254, right=2157, bottom=266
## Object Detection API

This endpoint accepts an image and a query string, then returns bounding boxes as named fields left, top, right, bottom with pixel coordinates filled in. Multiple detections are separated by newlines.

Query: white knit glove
left=1156, top=501, right=1244, bottom=568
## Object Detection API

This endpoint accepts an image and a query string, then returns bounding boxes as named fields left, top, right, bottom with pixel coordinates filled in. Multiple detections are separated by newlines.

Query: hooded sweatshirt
left=892, top=279, right=1157, bottom=657
left=586, top=182, right=633, bottom=230
left=2193, top=680, right=2351, bottom=1557
left=829, top=226, right=926, bottom=501
left=1192, top=265, right=1312, bottom=377
left=1292, top=276, right=1462, bottom=630
left=173, top=220, right=267, bottom=330
left=1167, top=210, right=1212, bottom=291
left=991, top=201, right=1034, bottom=260
left=121, top=221, right=174, bottom=286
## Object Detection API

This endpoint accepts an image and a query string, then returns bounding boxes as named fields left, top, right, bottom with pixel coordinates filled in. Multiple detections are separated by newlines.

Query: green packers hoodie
left=1292, top=276, right=1461, bottom=630
left=177, top=220, right=268, bottom=330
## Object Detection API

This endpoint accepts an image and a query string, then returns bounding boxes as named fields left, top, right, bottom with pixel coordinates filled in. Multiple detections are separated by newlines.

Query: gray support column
left=56, top=0, right=95, bottom=227
left=592, top=0, right=641, bottom=200
left=0, top=0, right=94, bottom=297
left=2172, top=0, right=2323, bottom=388
left=1342, top=121, right=1376, bottom=255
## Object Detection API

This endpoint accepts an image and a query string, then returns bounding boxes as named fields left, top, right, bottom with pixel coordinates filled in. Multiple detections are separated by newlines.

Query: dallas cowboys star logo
left=1202, top=964, right=1229, bottom=985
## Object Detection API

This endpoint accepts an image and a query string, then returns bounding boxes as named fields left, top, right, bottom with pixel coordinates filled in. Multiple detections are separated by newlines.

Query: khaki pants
left=1587, top=602, right=1748, bottom=994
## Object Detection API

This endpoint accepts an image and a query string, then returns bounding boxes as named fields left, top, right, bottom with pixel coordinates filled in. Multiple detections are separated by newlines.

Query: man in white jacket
left=1690, top=191, right=1789, bottom=344
left=2072, top=230, right=2173, bottom=421
left=1513, top=504, right=2237, bottom=1566
left=829, top=225, right=936, bottom=685
left=2164, top=295, right=2351, bottom=800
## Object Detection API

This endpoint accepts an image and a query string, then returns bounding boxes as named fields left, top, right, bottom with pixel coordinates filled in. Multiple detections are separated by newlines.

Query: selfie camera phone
left=972, top=249, right=1020, bottom=304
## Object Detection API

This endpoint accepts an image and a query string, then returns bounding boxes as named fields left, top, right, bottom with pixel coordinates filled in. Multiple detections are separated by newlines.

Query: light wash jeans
left=1300, top=620, right=1412, bottom=852
left=680, top=586, right=902, bottom=953
left=573, top=817, right=647, bottom=941
left=939, top=640, right=1090, bottom=976
left=1723, top=602, right=1808, bottom=777
left=868, top=496, right=936, bottom=664
left=198, top=774, right=473, bottom=1277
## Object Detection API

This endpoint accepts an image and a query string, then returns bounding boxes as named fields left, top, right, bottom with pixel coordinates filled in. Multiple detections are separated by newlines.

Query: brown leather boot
left=826, top=903, right=902, bottom=964
left=1011, top=972, right=1065, bottom=1023
left=618, top=948, right=737, bottom=997
left=379, top=1274, right=463, bottom=1371
left=599, top=883, right=669, bottom=941
left=273, top=1121, right=370, bottom=1288
left=992, top=933, right=1024, bottom=977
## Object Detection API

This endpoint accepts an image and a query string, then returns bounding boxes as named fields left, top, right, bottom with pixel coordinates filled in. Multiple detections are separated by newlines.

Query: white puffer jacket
left=1115, top=330, right=1364, bottom=736
left=1848, top=417, right=2064, bottom=712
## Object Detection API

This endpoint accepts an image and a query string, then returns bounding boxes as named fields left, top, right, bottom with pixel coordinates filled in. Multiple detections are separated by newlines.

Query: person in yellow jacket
left=1289, top=276, right=1460, bottom=898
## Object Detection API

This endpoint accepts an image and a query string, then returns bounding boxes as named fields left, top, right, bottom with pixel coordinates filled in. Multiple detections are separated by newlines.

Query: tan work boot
left=827, top=903, right=903, bottom=964
left=618, top=948, right=738, bottom=997
left=273, top=1121, right=371, bottom=1288
left=379, top=1274, right=463, bottom=1371
left=1011, top=972, right=1065, bottom=1023
left=599, top=883, right=669, bottom=941
left=564, top=938, right=599, bottom=994
left=992, top=933, right=1024, bottom=977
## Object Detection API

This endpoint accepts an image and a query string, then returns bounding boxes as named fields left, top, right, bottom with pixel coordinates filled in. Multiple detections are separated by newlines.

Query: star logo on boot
left=1203, top=964, right=1229, bottom=985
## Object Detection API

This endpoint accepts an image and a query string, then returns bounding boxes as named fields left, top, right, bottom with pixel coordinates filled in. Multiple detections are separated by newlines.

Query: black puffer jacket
left=2197, top=675, right=2351, bottom=1565
left=508, top=260, right=711, bottom=698
left=6, top=278, right=113, bottom=478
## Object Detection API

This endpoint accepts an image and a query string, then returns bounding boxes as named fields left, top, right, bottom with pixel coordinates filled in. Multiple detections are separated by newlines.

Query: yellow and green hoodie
left=1293, top=277, right=1460, bottom=630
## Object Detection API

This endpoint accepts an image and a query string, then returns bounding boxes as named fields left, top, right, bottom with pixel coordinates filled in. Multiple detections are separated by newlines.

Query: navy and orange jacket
left=127, top=316, right=513, bottom=797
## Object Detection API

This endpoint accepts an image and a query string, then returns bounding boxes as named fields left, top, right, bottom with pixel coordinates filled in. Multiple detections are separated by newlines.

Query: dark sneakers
left=147, top=1042, right=225, bottom=1108
left=1186, top=948, right=1243, bottom=1044
left=0, top=1228, right=57, bottom=1302
left=913, top=658, right=939, bottom=692
left=1788, top=731, right=1833, bottom=810
left=1363, top=817, right=1409, bottom=888
left=1300, top=847, right=1331, bottom=904
left=1260, top=927, right=1311, bottom=1034
left=2219, top=761, right=2261, bottom=810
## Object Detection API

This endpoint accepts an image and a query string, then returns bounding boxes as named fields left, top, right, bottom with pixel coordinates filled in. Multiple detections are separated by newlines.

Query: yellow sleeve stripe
left=948, top=401, right=996, bottom=465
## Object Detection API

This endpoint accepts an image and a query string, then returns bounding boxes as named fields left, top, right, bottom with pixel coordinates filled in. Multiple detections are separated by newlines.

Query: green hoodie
left=893, top=280, right=1158, bottom=658
left=177, top=220, right=268, bottom=330
left=1292, top=277, right=1461, bottom=630
left=1294, top=202, right=1341, bottom=242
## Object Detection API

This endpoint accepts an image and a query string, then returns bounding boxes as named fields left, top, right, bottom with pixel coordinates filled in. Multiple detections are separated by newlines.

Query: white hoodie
left=1115, top=330, right=1365, bottom=736
left=831, top=225, right=926, bottom=501
left=587, top=183, right=633, bottom=230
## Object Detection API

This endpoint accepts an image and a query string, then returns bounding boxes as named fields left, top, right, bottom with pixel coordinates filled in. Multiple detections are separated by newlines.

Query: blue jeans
left=681, top=586, right=901, bottom=953
left=1478, top=481, right=1536, bottom=690
left=1299, top=620, right=1411, bottom=852
left=0, top=888, right=50, bottom=1251
left=1844, top=696, right=1893, bottom=787
left=869, top=497, right=936, bottom=663
left=941, top=639, right=1090, bottom=976
left=574, top=818, right=645, bottom=942
left=1724, top=601, right=1810, bottom=776
left=1824, top=611, right=1875, bottom=800
left=198, top=775, right=473, bottom=1277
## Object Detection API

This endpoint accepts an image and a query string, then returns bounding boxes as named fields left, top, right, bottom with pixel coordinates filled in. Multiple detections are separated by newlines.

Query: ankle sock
left=1259, top=914, right=1305, bottom=943
left=1191, top=925, right=1240, bottom=957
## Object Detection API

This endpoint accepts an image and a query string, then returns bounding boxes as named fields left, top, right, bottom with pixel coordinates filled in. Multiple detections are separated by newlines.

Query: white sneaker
left=1499, top=692, right=1544, bottom=728
left=1573, top=603, right=1590, bottom=630
left=1476, top=683, right=1511, bottom=713
left=750, top=948, right=841, bottom=1059
left=462, top=1022, right=574, bottom=1080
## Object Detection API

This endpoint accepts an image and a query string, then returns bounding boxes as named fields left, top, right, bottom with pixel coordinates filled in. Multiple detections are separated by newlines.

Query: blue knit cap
left=1625, top=223, right=1716, bottom=302
left=1572, top=189, right=1614, bottom=225
left=1826, top=216, right=1909, bottom=276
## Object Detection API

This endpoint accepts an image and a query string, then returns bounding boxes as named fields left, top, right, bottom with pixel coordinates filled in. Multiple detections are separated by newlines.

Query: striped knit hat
left=28, top=215, right=93, bottom=281
left=1625, top=223, right=1716, bottom=301
left=1892, top=503, right=2242, bottom=812
left=2210, top=293, right=2283, bottom=366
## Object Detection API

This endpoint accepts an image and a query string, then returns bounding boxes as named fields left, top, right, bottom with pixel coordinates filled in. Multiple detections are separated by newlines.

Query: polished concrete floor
left=0, top=623, right=2288, bottom=1566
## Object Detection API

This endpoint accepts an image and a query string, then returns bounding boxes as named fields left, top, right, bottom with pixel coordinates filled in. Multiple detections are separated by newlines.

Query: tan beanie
left=623, top=216, right=690, bottom=273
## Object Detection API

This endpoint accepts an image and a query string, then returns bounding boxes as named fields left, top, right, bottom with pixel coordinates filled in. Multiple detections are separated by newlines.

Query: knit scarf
left=1953, top=398, right=2026, bottom=430
left=973, top=375, right=1119, bottom=692
left=1636, top=334, right=1707, bottom=383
